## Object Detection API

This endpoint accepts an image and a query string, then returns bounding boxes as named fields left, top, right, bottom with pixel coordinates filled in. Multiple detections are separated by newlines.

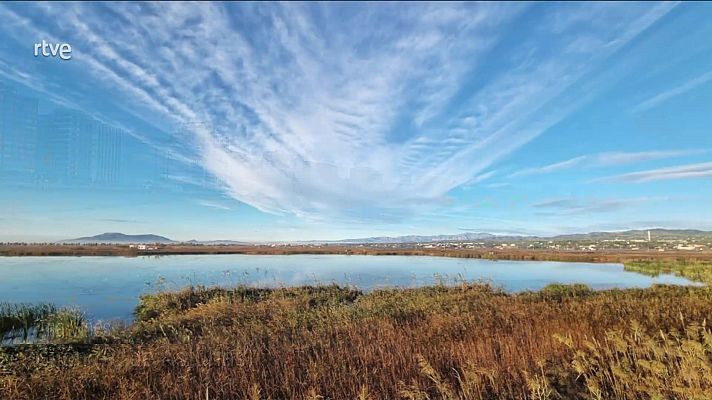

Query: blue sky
left=0, top=2, right=710, bottom=242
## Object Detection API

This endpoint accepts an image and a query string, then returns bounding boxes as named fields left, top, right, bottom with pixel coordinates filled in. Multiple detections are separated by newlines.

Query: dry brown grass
left=1, top=283, right=711, bottom=399
left=0, top=285, right=712, bottom=399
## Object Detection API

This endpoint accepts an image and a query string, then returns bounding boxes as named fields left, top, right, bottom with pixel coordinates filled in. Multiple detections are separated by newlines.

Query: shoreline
left=2, top=244, right=712, bottom=263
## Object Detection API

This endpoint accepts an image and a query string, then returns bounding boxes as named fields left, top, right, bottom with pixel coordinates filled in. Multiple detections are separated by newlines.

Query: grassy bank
left=2, top=280, right=712, bottom=399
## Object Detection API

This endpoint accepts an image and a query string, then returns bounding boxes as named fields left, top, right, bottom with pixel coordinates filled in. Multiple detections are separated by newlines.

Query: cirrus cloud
left=0, top=2, right=678, bottom=222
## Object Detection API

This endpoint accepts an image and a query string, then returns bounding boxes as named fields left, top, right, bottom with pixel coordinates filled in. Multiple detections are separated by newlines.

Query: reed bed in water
left=0, top=303, right=90, bottom=344
left=624, top=260, right=712, bottom=285
left=1, top=280, right=711, bottom=399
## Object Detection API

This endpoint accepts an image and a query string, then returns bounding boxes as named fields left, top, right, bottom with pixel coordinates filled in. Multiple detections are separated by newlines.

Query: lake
left=0, top=254, right=697, bottom=321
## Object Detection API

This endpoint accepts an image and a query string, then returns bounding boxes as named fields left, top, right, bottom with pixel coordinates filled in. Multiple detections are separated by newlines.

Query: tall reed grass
left=0, top=303, right=89, bottom=344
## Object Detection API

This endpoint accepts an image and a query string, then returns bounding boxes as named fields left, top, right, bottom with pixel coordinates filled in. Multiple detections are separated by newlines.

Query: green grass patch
left=624, top=260, right=712, bottom=284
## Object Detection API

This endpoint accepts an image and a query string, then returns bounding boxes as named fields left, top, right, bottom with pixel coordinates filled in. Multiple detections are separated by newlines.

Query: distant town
left=410, top=234, right=710, bottom=252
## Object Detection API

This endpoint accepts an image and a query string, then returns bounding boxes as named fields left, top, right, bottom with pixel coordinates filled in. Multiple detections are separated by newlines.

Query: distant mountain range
left=327, top=232, right=498, bottom=244
left=326, top=229, right=712, bottom=244
left=62, top=229, right=712, bottom=245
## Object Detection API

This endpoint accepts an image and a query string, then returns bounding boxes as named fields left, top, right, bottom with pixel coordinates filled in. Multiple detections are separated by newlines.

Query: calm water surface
left=0, top=255, right=697, bottom=321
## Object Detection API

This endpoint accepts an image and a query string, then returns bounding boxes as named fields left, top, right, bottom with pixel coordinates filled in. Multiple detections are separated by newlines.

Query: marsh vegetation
left=0, top=303, right=89, bottom=345
left=1, top=260, right=711, bottom=399
left=624, top=260, right=712, bottom=285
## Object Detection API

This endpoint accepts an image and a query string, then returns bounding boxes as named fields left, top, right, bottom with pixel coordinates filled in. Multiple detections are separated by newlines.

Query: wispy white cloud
left=486, top=182, right=511, bottom=189
left=197, top=200, right=231, bottom=211
left=596, top=162, right=712, bottom=183
left=635, top=69, right=712, bottom=112
left=0, top=2, right=677, bottom=221
left=532, top=196, right=662, bottom=215
left=96, top=218, right=147, bottom=224
left=510, top=156, right=587, bottom=178
left=593, top=150, right=708, bottom=166
left=510, top=149, right=706, bottom=178
left=463, top=170, right=497, bottom=188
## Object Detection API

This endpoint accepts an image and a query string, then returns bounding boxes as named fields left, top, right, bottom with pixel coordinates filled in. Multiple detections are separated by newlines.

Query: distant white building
left=130, top=244, right=157, bottom=250
left=676, top=244, right=699, bottom=251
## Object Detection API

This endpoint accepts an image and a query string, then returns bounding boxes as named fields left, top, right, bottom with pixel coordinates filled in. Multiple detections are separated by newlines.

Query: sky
left=0, top=2, right=711, bottom=242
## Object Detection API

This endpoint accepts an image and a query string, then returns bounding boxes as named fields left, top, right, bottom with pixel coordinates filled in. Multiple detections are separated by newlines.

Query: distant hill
left=62, top=233, right=175, bottom=244
left=61, top=233, right=251, bottom=245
